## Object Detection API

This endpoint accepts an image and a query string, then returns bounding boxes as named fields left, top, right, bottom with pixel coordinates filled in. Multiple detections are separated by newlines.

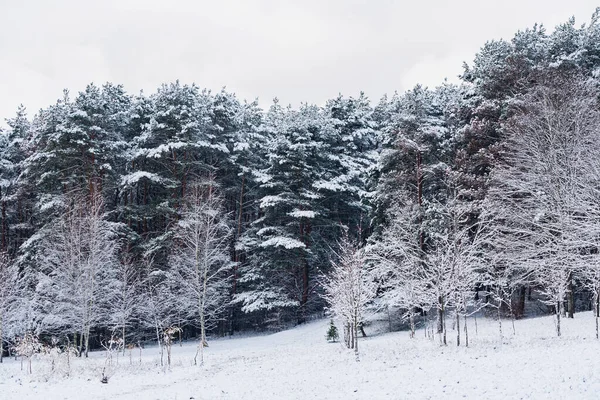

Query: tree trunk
left=511, top=312, right=516, bottom=336
left=354, top=318, right=359, bottom=362
left=84, top=327, right=90, bottom=358
left=437, top=296, right=444, bottom=335
left=78, top=330, right=84, bottom=357
left=1, top=197, right=6, bottom=252
left=0, top=316, right=3, bottom=364
left=359, top=324, right=367, bottom=338
left=556, top=300, right=561, bottom=337
left=155, top=322, right=163, bottom=367
left=344, top=324, right=349, bottom=348
left=409, top=310, right=415, bottom=339
left=515, top=286, right=526, bottom=319
left=464, top=314, right=469, bottom=347
left=497, top=304, right=503, bottom=341
left=300, top=257, right=309, bottom=323
left=594, top=293, right=600, bottom=339
left=456, top=311, right=460, bottom=346
left=442, top=308, right=447, bottom=346
left=167, top=342, right=172, bottom=367
left=567, top=276, right=574, bottom=319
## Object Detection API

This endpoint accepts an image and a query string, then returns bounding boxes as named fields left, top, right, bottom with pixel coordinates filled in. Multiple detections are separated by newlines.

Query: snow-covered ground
left=2, top=312, right=600, bottom=399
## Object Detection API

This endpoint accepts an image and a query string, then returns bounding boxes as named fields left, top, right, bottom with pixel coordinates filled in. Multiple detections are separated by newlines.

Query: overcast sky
left=0, top=0, right=597, bottom=122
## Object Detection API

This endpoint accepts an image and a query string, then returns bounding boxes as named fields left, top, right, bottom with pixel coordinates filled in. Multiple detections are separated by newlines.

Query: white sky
left=0, top=0, right=597, bottom=122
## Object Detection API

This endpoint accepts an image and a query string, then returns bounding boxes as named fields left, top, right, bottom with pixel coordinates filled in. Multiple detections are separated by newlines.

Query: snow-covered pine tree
left=235, top=101, right=326, bottom=325
left=0, top=251, right=19, bottom=363
left=372, top=84, right=460, bottom=337
left=206, top=91, right=265, bottom=333
left=320, top=93, right=378, bottom=243
left=0, top=106, right=31, bottom=255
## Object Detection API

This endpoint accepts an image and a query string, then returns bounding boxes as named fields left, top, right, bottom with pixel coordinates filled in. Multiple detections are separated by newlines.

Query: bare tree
left=367, top=203, right=428, bottom=339
left=487, top=73, right=600, bottom=336
left=168, top=179, right=232, bottom=366
left=108, top=255, right=140, bottom=355
left=39, top=192, right=120, bottom=356
left=139, top=272, right=174, bottom=367
left=370, top=187, right=485, bottom=347
left=323, top=235, right=377, bottom=361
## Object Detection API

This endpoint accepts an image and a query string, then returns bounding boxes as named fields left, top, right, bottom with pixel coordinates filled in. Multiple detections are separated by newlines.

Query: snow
left=287, top=210, right=317, bottom=219
left=69, top=110, right=88, bottom=118
left=3, top=313, right=600, bottom=399
left=120, top=171, right=166, bottom=187
left=313, top=180, right=345, bottom=192
left=135, top=142, right=189, bottom=159
left=259, top=195, right=285, bottom=208
left=259, top=236, right=306, bottom=249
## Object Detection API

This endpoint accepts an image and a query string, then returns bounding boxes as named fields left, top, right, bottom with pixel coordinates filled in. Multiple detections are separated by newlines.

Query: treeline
left=0, top=80, right=377, bottom=357
left=2, top=10, right=600, bottom=357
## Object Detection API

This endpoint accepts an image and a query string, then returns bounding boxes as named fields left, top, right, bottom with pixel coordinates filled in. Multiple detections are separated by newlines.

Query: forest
left=2, top=10, right=600, bottom=365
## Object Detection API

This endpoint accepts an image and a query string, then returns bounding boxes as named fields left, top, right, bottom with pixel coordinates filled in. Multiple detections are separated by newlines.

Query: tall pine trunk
left=1, top=196, right=6, bottom=252
left=298, top=219, right=310, bottom=324
left=0, top=316, right=3, bottom=364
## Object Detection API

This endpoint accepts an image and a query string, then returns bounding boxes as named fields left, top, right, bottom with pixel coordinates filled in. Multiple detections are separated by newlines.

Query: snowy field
left=2, top=313, right=600, bottom=400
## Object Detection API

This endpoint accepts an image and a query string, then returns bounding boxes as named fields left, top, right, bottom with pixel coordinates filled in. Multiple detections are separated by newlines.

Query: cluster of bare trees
left=368, top=193, right=485, bottom=347
left=322, top=235, right=376, bottom=361
left=36, top=193, right=120, bottom=357
left=0, top=179, right=232, bottom=366
left=484, top=73, right=600, bottom=337
left=324, top=73, right=600, bottom=355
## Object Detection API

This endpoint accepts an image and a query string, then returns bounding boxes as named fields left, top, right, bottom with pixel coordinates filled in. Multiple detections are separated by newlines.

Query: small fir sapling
left=326, top=319, right=339, bottom=342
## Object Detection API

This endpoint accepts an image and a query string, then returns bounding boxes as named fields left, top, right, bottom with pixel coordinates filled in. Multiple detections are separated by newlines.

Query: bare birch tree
left=368, top=203, right=428, bottom=339
left=487, top=73, right=600, bottom=336
left=39, top=192, right=120, bottom=356
left=168, top=179, right=232, bottom=366
left=108, top=255, right=140, bottom=355
left=323, top=235, right=377, bottom=361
